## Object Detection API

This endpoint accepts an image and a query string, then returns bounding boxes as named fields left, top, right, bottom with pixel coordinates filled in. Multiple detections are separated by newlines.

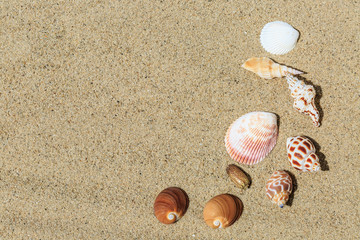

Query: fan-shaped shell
left=260, top=21, right=299, bottom=55
left=154, top=187, right=189, bottom=224
left=203, top=194, right=242, bottom=229
left=225, top=112, right=278, bottom=165
left=226, top=164, right=250, bottom=193
left=242, top=57, right=303, bottom=79
left=287, top=136, right=320, bottom=172
left=266, top=170, right=293, bottom=208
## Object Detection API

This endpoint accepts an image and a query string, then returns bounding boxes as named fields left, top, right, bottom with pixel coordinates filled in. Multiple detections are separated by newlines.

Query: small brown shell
left=226, top=164, right=250, bottom=192
left=154, top=187, right=189, bottom=224
left=203, top=194, right=242, bottom=229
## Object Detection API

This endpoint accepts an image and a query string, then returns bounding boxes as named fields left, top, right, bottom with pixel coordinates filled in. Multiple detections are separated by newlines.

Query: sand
left=1, top=0, right=359, bottom=239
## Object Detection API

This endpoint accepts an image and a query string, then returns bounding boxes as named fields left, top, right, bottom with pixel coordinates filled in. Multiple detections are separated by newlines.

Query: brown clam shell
left=226, top=164, right=250, bottom=192
left=203, top=194, right=242, bottom=229
left=154, top=187, right=189, bottom=224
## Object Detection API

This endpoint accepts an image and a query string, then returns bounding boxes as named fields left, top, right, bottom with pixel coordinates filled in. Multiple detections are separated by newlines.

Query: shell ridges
left=225, top=112, right=278, bottom=165
left=260, top=21, right=299, bottom=55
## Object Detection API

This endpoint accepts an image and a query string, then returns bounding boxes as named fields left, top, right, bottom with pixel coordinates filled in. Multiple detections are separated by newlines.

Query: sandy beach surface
left=1, top=1, right=359, bottom=239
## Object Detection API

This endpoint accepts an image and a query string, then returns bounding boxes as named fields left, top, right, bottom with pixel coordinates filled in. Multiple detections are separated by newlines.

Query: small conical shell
left=203, top=194, right=242, bottom=229
left=154, top=187, right=189, bottom=224
left=226, top=164, right=250, bottom=193
left=266, top=171, right=293, bottom=208
left=286, top=73, right=320, bottom=127
left=225, top=112, right=278, bottom=165
left=260, top=21, right=299, bottom=55
left=242, top=57, right=303, bottom=79
left=287, top=136, right=320, bottom=172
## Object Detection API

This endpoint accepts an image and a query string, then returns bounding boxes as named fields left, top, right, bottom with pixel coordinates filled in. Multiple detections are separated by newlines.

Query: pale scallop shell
left=225, top=112, right=278, bottom=165
left=260, top=21, right=299, bottom=55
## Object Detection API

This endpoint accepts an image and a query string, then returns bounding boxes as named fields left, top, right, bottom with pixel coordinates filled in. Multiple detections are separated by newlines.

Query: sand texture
left=1, top=0, right=359, bottom=239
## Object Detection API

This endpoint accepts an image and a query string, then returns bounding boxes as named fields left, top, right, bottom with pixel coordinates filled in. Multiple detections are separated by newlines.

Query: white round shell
left=260, top=21, right=299, bottom=55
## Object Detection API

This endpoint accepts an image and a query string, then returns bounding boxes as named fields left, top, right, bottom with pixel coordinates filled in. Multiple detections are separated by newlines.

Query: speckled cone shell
left=154, top=187, right=189, bottom=224
left=286, top=73, right=320, bottom=127
left=225, top=112, right=278, bottom=165
left=203, top=194, right=242, bottom=229
left=287, top=136, right=320, bottom=172
left=242, top=57, right=303, bottom=79
left=266, top=171, right=293, bottom=208
left=260, top=21, right=299, bottom=55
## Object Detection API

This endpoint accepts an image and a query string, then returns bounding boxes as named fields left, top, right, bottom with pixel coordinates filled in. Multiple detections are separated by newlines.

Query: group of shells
left=153, top=21, right=322, bottom=229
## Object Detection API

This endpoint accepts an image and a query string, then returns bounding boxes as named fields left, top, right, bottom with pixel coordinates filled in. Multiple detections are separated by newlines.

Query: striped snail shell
left=203, top=194, right=242, bottom=229
left=154, top=187, right=189, bottom=224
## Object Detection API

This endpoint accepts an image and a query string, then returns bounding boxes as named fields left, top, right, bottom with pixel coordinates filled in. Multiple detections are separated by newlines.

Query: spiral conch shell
left=287, top=136, right=320, bottom=172
left=242, top=57, right=303, bottom=79
left=286, top=73, right=320, bottom=127
left=154, top=187, right=189, bottom=224
left=225, top=112, right=278, bottom=165
left=266, top=170, right=293, bottom=208
left=226, top=164, right=250, bottom=193
left=203, top=194, right=242, bottom=229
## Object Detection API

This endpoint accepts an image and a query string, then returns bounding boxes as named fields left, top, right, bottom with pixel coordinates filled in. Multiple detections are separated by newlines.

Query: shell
left=287, top=136, right=320, bottom=172
left=225, top=112, right=278, bottom=165
left=203, top=194, right=242, bottom=229
left=154, top=187, right=189, bottom=224
left=260, top=21, right=299, bottom=55
left=226, top=164, right=250, bottom=192
left=266, top=170, right=293, bottom=208
left=242, top=57, right=303, bottom=79
left=286, top=73, right=320, bottom=127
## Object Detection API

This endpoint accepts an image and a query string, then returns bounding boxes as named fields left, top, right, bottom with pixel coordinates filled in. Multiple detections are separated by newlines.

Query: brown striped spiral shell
left=203, top=194, right=242, bottom=229
left=154, top=187, right=189, bottom=224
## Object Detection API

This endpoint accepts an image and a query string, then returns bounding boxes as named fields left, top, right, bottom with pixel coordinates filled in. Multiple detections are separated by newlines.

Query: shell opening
left=314, top=164, right=320, bottom=172
left=167, top=212, right=179, bottom=221
left=213, top=219, right=222, bottom=228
